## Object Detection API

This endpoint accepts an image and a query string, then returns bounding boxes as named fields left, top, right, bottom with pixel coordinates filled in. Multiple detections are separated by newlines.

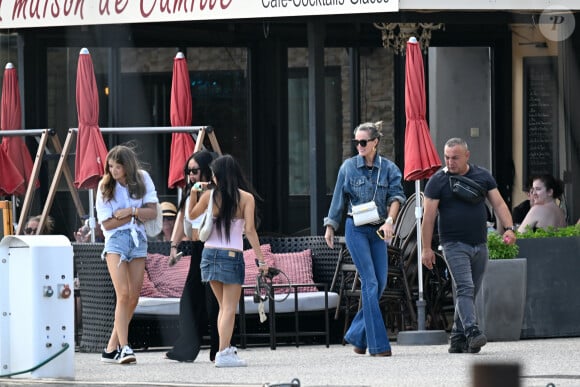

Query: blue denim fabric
left=201, top=248, right=245, bottom=285
left=101, top=228, right=147, bottom=263
left=343, top=217, right=391, bottom=354
left=324, top=155, right=405, bottom=231
left=442, top=241, right=488, bottom=339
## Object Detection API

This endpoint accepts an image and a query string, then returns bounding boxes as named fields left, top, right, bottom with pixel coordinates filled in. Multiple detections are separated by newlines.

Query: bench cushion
left=143, top=253, right=190, bottom=298
left=272, top=249, right=317, bottom=293
left=136, top=291, right=340, bottom=316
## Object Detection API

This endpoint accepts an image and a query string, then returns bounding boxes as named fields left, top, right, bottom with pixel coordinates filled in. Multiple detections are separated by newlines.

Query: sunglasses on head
left=352, top=138, right=375, bottom=147
left=186, top=168, right=200, bottom=175
left=25, top=227, right=37, bottom=234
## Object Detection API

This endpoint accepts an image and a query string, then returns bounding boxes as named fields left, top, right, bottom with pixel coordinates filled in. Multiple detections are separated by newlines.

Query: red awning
left=403, top=39, right=441, bottom=181
left=74, top=48, right=108, bottom=190
left=168, top=52, right=195, bottom=189
left=0, top=63, right=38, bottom=194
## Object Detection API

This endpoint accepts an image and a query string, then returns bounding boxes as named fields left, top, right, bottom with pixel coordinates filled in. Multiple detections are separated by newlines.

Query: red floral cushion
left=144, top=253, right=190, bottom=298
left=272, top=249, right=318, bottom=293
left=243, top=244, right=275, bottom=295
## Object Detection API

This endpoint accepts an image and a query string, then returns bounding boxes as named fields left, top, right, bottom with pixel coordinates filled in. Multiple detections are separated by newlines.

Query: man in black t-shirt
left=421, top=138, right=517, bottom=354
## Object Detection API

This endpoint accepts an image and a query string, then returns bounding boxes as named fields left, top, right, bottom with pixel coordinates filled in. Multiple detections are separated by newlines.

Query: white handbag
left=198, top=190, right=214, bottom=242
left=351, top=201, right=381, bottom=226
left=144, top=202, right=163, bottom=237
left=350, top=159, right=382, bottom=226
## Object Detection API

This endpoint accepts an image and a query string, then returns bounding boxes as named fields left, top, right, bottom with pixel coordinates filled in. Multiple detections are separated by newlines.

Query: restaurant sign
left=0, top=0, right=398, bottom=29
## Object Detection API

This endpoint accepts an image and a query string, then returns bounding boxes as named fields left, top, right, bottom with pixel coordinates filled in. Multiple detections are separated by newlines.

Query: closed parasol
left=1, top=63, right=37, bottom=194
left=0, top=146, right=24, bottom=196
left=403, top=41, right=441, bottom=182
left=74, top=48, right=108, bottom=190
left=398, top=37, right=446, bottom=345
left=168, top=52, right=195, bottom=189
left=74, top=48, right=109, bottom=242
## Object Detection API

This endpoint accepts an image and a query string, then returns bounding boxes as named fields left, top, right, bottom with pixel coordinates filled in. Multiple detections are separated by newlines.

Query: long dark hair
left=210, top=154, right=261, bottom=241
left=178, top=150, right=217, bottom=211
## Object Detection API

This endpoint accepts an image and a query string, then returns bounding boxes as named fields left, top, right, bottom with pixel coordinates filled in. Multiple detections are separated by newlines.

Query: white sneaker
left=215, top=347, right=247, bottom=367
left=118, top=345, right=136, bottom=364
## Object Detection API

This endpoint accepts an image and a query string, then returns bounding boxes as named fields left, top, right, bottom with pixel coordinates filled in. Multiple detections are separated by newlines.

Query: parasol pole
left=11, top=195, right=17, bottom=232
left=415, top=180, right=427, bottom=330
left=88, top=189, right=96, bottom=243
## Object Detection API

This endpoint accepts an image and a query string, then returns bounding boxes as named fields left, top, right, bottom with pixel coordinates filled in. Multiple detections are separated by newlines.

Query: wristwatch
left=504, top=226, right=516, bottom=232
left=385, top=216, right=394, bottom=225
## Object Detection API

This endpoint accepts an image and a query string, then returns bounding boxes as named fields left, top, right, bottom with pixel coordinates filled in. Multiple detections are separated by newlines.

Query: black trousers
left=167, top=241, right=219, bottom=361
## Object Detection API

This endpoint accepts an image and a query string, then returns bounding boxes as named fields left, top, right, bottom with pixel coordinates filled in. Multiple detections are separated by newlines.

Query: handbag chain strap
left=370, top=158, right=382, bottom=202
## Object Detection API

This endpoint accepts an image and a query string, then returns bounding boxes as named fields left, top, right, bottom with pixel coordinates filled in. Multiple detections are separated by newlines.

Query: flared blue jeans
left=343, top=217, right=390, bottom=354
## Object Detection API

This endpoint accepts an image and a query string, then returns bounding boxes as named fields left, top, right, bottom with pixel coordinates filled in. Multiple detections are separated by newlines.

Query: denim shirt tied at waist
left=323, top=154, right=406, bottom=231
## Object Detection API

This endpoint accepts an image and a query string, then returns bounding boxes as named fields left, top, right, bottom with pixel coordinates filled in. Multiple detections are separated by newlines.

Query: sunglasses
left=186, top=168, right=200, bottom=175
left=25, top=227, right=37, bottom=234
left=352, top=138, right=375, bottom=147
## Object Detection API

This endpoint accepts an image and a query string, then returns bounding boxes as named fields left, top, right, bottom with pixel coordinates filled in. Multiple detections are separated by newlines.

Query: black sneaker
left=466, top=326, right=487, bottom=352
left=101, top=347, right=120, bottom=363
left=118, top=345, right=136, bottom=364
left=448, top=335, right=481, bottom=354
left=448, top=336, right=466, bottom=354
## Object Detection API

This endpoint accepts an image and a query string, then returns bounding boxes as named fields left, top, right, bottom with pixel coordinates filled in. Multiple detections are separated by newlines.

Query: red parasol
left=403, top=39, right=441, bottom=181
left=74, top=48, right=108, bottom=190
left=403, top=37, right=442, bottom=334
left=168, top=52, right=195, bottom=189
left=1, top=63, right=38, bottom=194
left=0, top=147, right=24, bottom=196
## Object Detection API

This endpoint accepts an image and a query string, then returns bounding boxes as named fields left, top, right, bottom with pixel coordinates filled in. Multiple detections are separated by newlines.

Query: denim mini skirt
left=201, top=247, right=245, bottom=285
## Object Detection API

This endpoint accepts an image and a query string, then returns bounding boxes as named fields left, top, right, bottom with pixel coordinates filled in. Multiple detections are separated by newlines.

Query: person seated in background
left=518, top=174, right=566, bottom=233
left=23, top=215, right=55, bottom=235
left=512, top=179, right=535, bottom=226
left=74, top=218, right=105, bottom=242
left=159, top=201, right=177, bottom=242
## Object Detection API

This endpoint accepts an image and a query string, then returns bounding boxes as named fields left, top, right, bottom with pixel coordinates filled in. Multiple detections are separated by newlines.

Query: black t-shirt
left=424, top=165, right=497, bottom=245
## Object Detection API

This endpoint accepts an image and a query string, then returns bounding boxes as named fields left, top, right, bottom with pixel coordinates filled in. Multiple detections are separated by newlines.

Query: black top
left=424, top=165, right=497, bottom=245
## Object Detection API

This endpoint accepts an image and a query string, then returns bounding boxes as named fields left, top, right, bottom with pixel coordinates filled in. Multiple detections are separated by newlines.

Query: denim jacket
left=323, top=154, right=406, bottom=231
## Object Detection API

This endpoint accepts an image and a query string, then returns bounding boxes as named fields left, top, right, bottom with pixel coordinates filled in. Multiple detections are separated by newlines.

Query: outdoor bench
left=73, top=236, right=341, bottom=353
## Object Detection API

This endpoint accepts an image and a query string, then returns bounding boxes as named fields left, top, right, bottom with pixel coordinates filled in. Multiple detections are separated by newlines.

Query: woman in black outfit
left=165, top=150, right=219, bottom=362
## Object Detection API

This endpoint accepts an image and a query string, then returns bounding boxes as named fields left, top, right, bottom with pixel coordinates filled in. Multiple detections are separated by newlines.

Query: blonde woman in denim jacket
left=324, top=121, right=405, bottom=357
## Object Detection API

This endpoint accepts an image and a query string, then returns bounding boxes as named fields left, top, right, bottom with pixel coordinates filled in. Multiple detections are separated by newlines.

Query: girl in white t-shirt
left=96, top=145, right=159, bottom=365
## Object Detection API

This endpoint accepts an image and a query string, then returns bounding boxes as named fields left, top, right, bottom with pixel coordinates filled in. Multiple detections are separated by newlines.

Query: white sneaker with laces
left=118, top=345, right=136, bottom=364
left=215, top=347, right=247, bottom=367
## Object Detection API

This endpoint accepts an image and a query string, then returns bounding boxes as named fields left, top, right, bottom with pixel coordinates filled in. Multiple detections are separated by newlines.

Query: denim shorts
left=200, top=248, right=245, bottom=285
left=102, top=228, right=148, bottom=263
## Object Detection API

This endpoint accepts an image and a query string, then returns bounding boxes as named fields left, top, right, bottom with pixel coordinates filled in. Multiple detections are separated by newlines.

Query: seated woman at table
left=518, top=174, right=566, bottom=233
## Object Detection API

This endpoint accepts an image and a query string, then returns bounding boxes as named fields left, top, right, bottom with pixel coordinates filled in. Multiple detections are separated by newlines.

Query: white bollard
left=0, top=235, right=75, bottom=379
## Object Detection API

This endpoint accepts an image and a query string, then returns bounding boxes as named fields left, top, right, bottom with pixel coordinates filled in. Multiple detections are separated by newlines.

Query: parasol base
left=397, top=329, right=448, bottom=346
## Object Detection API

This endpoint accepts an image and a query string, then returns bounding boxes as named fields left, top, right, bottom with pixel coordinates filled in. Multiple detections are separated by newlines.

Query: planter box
left=517, top=237, right=580, bottom=338
left=475, top=258, right=527, bottom=341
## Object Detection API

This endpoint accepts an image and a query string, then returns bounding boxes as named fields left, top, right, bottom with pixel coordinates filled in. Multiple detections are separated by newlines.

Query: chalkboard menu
left=523, top=56, right=558, bottom=186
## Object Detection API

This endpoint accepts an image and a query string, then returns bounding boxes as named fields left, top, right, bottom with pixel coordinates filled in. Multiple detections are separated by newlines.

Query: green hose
left=0, top=343, right=70, bottom=378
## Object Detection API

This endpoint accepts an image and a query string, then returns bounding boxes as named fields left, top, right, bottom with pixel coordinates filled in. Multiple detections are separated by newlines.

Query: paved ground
left=1, top=338, right=580, bottom=387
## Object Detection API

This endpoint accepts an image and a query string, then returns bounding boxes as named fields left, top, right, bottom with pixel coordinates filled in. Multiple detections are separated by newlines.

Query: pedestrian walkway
left=1, top=338, right=580, bottom=387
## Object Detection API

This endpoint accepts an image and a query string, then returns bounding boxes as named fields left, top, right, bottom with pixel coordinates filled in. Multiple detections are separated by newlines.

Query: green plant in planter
left=487, top=232, right=519, bottom=259
left=517, top=224, right=580, bottom=239
left=487, top=224, right=580, bottom=259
